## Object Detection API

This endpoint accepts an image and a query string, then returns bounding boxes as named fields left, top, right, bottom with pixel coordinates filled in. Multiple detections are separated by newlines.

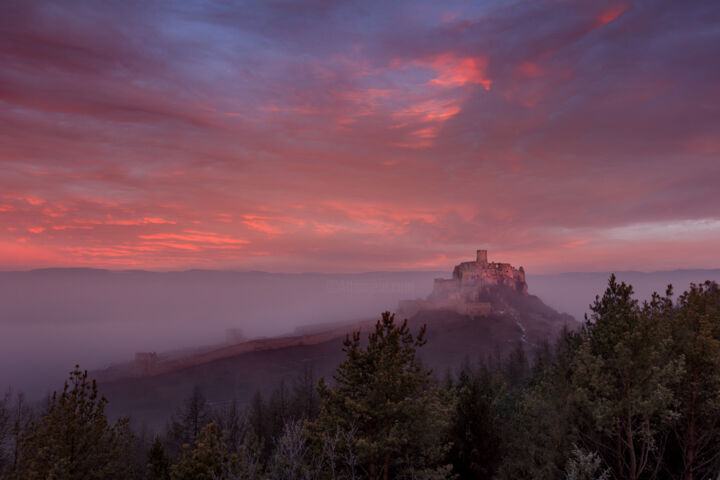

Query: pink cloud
left=138, top=232, right=248, bottom=245
left=0, top=0, right=716, bottom=273
left=596, top=4, right=630, bottom=28
left=426, top=54, right=492, bottom=90
left=516, top=61, right=545, bottom=79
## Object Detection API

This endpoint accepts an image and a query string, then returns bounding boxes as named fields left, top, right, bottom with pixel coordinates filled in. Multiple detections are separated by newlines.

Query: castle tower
left=476, top=249, right=488, bottom=265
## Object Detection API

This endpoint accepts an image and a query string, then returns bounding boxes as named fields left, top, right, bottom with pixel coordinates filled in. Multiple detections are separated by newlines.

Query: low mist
left=0, top=269, right=440, bottom=397
left=2, top=267, right=719, bottom=398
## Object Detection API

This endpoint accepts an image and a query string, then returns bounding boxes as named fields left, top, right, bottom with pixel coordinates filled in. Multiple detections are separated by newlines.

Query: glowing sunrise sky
left=1, top=0, right=719, bottom=273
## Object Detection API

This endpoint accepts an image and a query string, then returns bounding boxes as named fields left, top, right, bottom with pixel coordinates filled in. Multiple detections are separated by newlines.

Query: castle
left=431, top=249, right=527, bottom=299
left=399, top=249, right=528, bottom=317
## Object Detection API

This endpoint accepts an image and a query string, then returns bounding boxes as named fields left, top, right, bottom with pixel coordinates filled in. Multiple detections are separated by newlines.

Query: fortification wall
left=125, top=319, right=377, bottom=378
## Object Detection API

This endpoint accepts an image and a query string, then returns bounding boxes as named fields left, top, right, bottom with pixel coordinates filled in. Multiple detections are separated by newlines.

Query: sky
left=1, top=0, right=719, bottom=274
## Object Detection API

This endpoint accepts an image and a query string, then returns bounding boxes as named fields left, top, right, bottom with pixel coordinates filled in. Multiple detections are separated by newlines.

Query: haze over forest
left=2, top=266, right=719, bottom=397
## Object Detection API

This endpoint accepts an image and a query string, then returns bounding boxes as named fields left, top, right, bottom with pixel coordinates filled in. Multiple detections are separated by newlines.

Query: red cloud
left=0, top=0, right=717, bottom=273
left=596, top=4, right=629, bottom=28
left=426, top=54, right=492, bottom=90
left=516, top=61, right=545, bottom=79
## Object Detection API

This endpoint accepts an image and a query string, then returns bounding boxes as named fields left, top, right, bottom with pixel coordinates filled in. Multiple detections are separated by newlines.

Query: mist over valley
left=3, top=267, right=719, bottom=399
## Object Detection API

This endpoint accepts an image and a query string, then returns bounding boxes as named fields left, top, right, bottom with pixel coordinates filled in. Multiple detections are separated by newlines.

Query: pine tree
left=446, top=366, right=502, bottom=479
left=572, top=276, right=682, bottom=480
left=669, top=281, right=720, bottom=480
left=314, top=311, right=451, bottom=480
left=146, top=436, right=171, bottom=480
left=292, top=362, right=321, bottom=421
left=0, top=390, right=10, bottom=475
left=236, top=426, right=264, bottom=479
left=213, top=399, right=246, bottom=454
left=13, top=366, right=134, bottom=480
left=247, top=391, right=273, bottom=463
left=170, top=422, right=235, bottom=480
left=167, top=386, right=211, bottom=457
left=496, top=330, right=584, bottom=480
left=7, top=390, right=33, bottom=476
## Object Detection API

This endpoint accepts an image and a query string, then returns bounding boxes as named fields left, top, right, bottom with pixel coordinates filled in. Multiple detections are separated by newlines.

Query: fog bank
left=2, top=268, right=719, bottom=398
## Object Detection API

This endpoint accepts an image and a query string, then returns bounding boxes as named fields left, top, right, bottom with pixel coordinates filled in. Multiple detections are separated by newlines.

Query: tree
left=167, top=386, right=211, bottom=457
left=668, top=281, right=720, bottom=480
left=235, top=426, right=264, bottom=480
left=445, top=366, right=502, bottom=479
left=247, top=391, right=273, bottom=463
left=314, top=311, right=451, bottom=480
left=292, top=362, right=321, bottom=421
left=269, top=419, right=315, bottom=480
left=572, top=276, right=683, bottom=480
left=268, top=380, right=292, bottom=449
left=171, top=422, right=235, bottom=480
left=147, top=436, right=171, bottom=480
left=7, top=390, right=33, bottom=477
left=497, top=329, right=584, bottom=480
left=13, top=366, right=134, bottom=480
left=213, top=400, right=247, bottom=455
left=0, top=389, right=10, bottom=475
left=564, top=446, right=610, bottom=480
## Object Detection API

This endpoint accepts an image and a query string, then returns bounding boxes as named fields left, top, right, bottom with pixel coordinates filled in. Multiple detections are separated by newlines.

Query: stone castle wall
left=450, top=258, right=527, bottom=295
left=122, top=320, right=377, bottom=378
left=400, top=249, right=529, bottom=318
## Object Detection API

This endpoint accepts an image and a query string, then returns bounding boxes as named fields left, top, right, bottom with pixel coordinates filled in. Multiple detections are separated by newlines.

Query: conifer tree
left=314, top=311, right=451, bottom=480
left=146, top=436, right=171, bottom=480
left=572, top=275, right=682, bottom=480
left=446, top=366, right=502, bottom=479
left=496, top=330, right=583, bottom=480
left=0, top=390, right=10, bottom=475
left=292, top=363, right=321, bottom=421
left=213, top=399, right=246, bottom=455
left=14, top=366, right=134, bottom=480
left=167, top=386, right=211, bottom=457
left=171, top=422, right=234, bottom=480
left=669, top=281, right=720, bottom=480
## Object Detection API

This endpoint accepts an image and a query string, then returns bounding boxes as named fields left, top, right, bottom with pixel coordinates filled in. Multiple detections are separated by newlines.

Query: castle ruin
left=399, top=249, right=528, bottom=317
left=432, top=249, right=527, bottom=299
